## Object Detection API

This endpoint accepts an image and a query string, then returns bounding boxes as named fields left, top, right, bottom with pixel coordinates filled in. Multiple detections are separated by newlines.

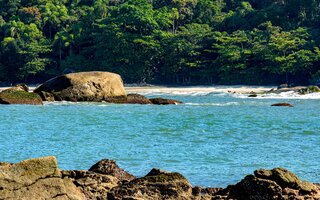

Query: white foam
left=234, top=91, right=320, bottom=99
left=185, top=102, right=240, bottom=106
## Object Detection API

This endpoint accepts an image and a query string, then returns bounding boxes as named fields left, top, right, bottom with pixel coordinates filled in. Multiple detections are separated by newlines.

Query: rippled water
left=0, top=90, right=319, bottom=187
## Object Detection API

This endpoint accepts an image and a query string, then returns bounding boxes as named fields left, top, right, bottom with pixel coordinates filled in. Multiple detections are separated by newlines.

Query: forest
left=1, top=0, right=320, bottom=85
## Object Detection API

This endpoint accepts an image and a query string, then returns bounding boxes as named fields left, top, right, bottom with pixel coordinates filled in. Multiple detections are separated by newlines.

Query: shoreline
left=125, top=85, right=275, bottom=94
left=1, top=156, right=319, bottom=199
left=0, top=85, right=275, bottom=94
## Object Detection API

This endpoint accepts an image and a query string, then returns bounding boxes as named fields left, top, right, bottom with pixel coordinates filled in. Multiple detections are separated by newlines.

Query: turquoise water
left=0, top=91, right=319, bottom=187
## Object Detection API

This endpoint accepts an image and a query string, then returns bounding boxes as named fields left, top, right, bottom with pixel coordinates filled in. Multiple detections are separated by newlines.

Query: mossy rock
left=298, top=86, right=320, bottom=95
left=0, top=90, right=43, bottom=105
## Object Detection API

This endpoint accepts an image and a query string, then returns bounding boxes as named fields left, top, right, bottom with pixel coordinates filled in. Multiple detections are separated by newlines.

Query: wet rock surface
left=1, top=157, right=319, bottom=200
left=149, top=97, right=182, bottom=105
left=271, top=103, right=294, bottom=107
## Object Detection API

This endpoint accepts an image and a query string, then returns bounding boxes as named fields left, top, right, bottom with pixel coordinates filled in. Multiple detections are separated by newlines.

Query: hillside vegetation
left=1, top=0, right=320, bottom=85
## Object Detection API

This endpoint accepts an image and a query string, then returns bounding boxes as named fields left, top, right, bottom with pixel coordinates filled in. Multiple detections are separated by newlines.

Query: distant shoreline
left=124, top=85, right=275, bottom=94
left=0, top=85, right=275, bottom=94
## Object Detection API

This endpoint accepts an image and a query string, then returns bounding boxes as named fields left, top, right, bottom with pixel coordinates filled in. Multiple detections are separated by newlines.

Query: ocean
left=0, top=88, right=319, bottom=187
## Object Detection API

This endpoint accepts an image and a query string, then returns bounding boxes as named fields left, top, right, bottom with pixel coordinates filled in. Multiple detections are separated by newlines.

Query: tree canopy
left=1, top=0, right=320, bottom=85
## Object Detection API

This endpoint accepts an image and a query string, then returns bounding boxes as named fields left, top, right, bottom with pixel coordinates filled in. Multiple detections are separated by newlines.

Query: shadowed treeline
left=1, top=0, right=320, bottom=85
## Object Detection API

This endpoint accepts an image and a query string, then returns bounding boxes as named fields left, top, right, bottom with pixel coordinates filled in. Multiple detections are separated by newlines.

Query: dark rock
left=224, top=168, right=320, bottom=200
left=126, top=93, right=152, bottom=104
left=227, top=174, right=283, bottom=200
left=248, top=93, right=258, bottom=97
left=271, top=103, right=293, bottom=107
left=0, top=88, right=43, bottom=105
left=297, top=86, right=320, bottom=95
left=34, top=71, right=126, bottom=102
left=88, top=159, right=135, bottom=182
left=108, top=168, right=193, bottom=200
left=149, top=98, right=182, bottom=105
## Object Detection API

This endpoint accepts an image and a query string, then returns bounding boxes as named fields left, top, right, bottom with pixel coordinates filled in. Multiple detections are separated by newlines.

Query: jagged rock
left=34, top=71, right=126, bottom=102
left=126, top=93, right=152, bottom=104
left=62, top=170, right=119, bottom=200
left=224, top=168, right=320, bottom=200
left=108, top=168, right=193, bottom=200
left=149, top=98, right=182, bottom=105
left=227, top=175, right=283, bottom=200
left=271, top=103, right=293, bottom=107
left=0, top=156, right=85, bottom=200
left=88, top=159, right=135, bottom=182
left=0, top=85, right=42, bottom=105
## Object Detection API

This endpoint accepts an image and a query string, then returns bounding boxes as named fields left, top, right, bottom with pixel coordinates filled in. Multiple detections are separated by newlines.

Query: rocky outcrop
left=0, top=84, right=42, bottom=105
left=61, top=170, right=119, bottom=200
left=126, top=93, right=152, bottom=104
left=2, top=157, right=319, bottom=200
left=149, top=97, right=182, bottom=105
left=224, top=168, right=320, bottom=200
left=271, top=103, right=294, bottom=107
left=89, top=159, right=135, bottom=182
left=0, top=156, right=85, bottom=199
left=108, top=168, right=193, bottom=200
left=34, top=71, right=127, bottom=102
left=297, top=86, right=320, bottom=95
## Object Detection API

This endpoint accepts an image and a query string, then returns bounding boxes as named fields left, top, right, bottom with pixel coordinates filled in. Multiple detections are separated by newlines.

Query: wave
left=129, top=91, right=229, bottom=97
left=185, top=102, right=240, bottom=106
left=233, top=91, right=320, bottom=99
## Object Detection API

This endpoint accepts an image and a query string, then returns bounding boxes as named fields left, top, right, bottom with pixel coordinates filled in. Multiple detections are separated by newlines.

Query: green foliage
left=1, top=0, right=320, bottom=85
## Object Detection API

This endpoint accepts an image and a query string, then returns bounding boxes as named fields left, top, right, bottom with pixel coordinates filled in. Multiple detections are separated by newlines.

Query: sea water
left=0, top=89, right=319, bottom=187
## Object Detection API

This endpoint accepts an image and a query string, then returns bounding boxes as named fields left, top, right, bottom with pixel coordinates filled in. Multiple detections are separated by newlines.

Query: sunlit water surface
left=0, top=90, right=319, bottom=187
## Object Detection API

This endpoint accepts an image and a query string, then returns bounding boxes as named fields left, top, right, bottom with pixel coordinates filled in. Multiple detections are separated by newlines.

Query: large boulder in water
left=34, top=71, right=126, bottom=102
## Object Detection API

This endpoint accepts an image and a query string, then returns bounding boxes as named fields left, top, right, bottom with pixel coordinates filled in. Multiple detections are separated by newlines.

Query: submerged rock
left=0, top=84, right=42, bottom=105
left=34, top=71, right=126, bottom=102
left=126, top=93, right=152, bottom=104
left=149, top=97, right=182, bottom=105
left=271, top=103, right=293, bottom=107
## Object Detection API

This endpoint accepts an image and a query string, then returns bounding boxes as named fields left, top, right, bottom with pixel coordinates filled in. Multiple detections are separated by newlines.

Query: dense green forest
left=1, top=0, right=320, bottom=85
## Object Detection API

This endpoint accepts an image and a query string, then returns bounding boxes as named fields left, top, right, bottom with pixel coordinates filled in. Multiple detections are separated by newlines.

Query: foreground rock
left=224, top=168, right=320, bottom=199
left=108, top=168, right=193, bottom=200
left=34, top=71, right=127, bottom=102
left=0, top=156, right=85, bottom=199
left=0, top=84, right=42, bottom=105
left=2, top=157, right=319, bottom=199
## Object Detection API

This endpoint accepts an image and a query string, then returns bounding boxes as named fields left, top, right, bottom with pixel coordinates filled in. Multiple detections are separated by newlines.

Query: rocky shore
left=0, top=156, right=319, bottom=200
left=0, top=72, right=181, bottom=105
